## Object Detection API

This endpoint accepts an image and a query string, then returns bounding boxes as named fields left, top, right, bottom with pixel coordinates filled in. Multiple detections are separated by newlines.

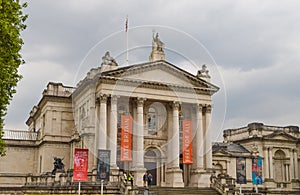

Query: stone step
left=136, top=187, right=221, bottom=195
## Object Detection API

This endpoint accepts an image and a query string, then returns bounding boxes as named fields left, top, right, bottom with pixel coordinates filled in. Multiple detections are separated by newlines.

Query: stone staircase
left=134, top=186, right=221, bottom=195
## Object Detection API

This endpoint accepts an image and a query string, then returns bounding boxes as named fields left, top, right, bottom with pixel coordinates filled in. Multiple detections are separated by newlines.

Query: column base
left=189, top=168, right=211, bottom=188
left=264, top=179, right=276, bottom=188
left=291, top=179, right=300, bottom=188
left=110, top=165, right=119, bottom=182
left=132, top=167, right=146, bottom=187
left=166, top=167, right=184, bottom=187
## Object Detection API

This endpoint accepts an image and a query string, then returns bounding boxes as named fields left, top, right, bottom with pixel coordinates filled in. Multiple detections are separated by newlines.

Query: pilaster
left=263, top=147, right=269, bottom=179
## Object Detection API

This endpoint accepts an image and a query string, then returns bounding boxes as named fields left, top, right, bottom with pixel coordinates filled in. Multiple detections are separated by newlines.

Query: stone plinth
left=166, top=167, right=184, bottom=187
left=189, top=169, right=211, bottom=188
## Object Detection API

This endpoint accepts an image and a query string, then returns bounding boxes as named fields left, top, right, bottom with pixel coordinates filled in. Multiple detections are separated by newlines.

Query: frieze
left=98, top=76, right=215, bottom=95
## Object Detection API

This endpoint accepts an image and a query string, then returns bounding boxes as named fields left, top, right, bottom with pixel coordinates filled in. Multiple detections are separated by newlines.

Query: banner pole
left=126, top=15, right=129, bottom=65
left=101, top=180, right=104, bottom=195
left=78, top=181, right=81, bottom=195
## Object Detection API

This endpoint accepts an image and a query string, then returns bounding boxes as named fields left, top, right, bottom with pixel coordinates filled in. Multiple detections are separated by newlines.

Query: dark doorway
left=145, top=162, right=157, bottom=186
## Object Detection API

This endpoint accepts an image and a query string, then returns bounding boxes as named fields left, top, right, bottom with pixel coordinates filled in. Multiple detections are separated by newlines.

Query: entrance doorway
left=145, top=162, right=157, bottom=185
left=144, top=149, right=160, bottom=186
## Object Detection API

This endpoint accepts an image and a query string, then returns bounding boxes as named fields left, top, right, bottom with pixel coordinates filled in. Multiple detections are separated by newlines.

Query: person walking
left=128, top=172, right=134, bottom=187
left=143, top=171, right=148, bottom=187
left=147, top=173, right=153, bottom=187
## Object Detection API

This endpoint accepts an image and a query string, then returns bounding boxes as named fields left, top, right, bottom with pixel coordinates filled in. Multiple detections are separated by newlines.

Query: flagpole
left=126, top=15, right=129, bottom=65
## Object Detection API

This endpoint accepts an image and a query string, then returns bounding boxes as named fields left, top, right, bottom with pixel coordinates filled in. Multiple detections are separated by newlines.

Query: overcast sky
left=4, top=0, right=300, bottom=141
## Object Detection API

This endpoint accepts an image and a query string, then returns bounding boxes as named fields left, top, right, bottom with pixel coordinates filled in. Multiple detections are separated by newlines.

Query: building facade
left=1, top=35, right=299, bottom=194
left=1, top=35, right=219, bottom=189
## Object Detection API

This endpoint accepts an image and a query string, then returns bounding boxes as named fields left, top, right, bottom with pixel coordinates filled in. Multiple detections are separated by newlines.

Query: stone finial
left=100, top=51, right=118, bottom=72
left=149, top=32, right=165, bottom=62
left=197, top=64, right=210, bottom=78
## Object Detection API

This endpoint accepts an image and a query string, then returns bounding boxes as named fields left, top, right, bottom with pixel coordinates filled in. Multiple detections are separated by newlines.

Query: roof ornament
left=197, top=64, right=211, bottom=81
left=152, top=32, right=164, bottom=52
left=149, top=32, right=165, bottom=61
left=101, top=51, right=118, bottom=67
left=100, top=51, right=118, bottom=72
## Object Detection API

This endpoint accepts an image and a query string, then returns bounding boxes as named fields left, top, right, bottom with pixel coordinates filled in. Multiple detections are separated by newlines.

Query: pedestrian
left=128, top=172, right=134, bottom=187
left=123, top=172, right=127, bottom=184
left=143, top=171, right=148, bottom=187
left=147, top=173, right=153, bottom=187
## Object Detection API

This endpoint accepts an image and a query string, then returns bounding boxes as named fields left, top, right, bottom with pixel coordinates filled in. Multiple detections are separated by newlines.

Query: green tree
left=0, top=0, right=27, bottom=156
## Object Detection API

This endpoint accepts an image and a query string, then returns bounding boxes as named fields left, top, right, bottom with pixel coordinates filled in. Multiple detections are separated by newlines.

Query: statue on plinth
left=101, top=51, right=118, bottom=67
left=149, top=32, right=165, bottom=61
left=152, top=33, right=164, bottom=52
left=52, top=157, right=65, bottom=175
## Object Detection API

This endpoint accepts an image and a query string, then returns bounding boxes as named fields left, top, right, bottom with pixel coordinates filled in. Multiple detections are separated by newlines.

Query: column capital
left=172, top=101, right=181, bottom=110
left=98, top=94, right=108, bottom=103
left=263, top=146, right=269, bottom=151
left=205, top=104, right=212, bottom=113
left=136, top=97, right=146, bottom=107
left=197, top=104, right=204, bottom=111
left=110, top=95, right=119, bottom=104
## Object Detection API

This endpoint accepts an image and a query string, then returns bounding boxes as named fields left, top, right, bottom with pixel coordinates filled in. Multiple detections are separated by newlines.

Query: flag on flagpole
left=125, top=16, right=128, bottom=32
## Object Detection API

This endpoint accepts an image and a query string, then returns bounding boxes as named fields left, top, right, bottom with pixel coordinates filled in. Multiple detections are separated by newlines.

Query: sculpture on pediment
left=149, top=32, right=165, bottom=61
left=101, top=51, right=118, bottom=67
left=152, top=33, right=164, bottom=52
left=197, top=64, right=210, bottom=78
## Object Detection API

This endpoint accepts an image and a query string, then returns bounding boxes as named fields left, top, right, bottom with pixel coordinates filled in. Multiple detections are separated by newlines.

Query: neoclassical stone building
left=213, top=122, right=300, bottom=194
left=0, top=34, right=219, bottom=189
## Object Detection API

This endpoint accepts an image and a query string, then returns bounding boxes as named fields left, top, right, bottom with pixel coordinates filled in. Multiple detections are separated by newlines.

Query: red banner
left=182, top=120, right=193, bottom=164
left=73, top=148, right=89, bottom=181
left=121, top=115, right=132, bottom=161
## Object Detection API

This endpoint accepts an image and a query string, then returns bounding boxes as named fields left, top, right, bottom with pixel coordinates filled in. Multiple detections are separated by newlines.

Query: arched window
left=148, top=107, right=157, bottom=133
left=214, top=163, right=223, bottom=176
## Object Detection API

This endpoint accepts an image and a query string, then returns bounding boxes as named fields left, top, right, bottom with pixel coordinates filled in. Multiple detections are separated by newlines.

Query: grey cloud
left=5, top=0, right=300, bottom=136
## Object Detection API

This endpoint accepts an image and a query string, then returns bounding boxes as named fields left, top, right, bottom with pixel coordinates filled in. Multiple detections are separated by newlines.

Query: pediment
left=102, top=60, right=218, bottom=92
left=263, top=131, right=298, bottom=141
left=213, top=150, right=229, bottom=156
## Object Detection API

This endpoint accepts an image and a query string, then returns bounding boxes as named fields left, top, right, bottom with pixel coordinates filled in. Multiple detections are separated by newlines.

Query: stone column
left=290, top=149, right=294, bottom=180
left=172, top=101, right=180, bottom=169
left=136, top=98, right=145, bottom=168
left=190, top=104, right=205, bottom=187
left=133, top=97, right=146, bottom=187
left=94, top=98, right=100, bottom=168
left=205, top=105, right=212, bottom=170
left=196, top=104, right=204, bottom=169
left=269, top=148, right=274, bottom=179
left=294, top=150, right=299, bottom=180
left=264, top=147, right=269, bottom=179
left=166, top=101, right=184, bottom=187
left=98, top=94, right=108, bottom=149
left=109, top=95, right=118, bottom=170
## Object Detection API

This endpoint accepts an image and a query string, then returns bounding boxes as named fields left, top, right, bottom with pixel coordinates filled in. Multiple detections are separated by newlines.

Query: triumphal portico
left=72, top=33, right=219, bottom=187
